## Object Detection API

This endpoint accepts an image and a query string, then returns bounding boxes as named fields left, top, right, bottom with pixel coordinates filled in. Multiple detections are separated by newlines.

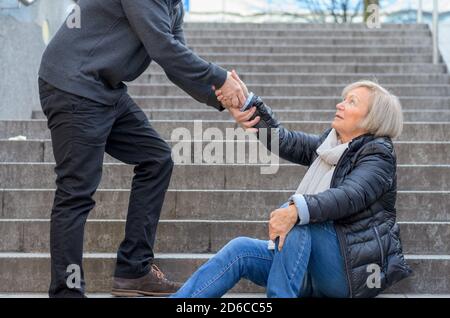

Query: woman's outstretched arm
left=216, top=71, right=323, bottom=166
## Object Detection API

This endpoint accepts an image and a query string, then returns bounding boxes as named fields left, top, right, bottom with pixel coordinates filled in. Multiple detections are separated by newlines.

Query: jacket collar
left=348, top=132, right=393, bottom=152
left=347, top=132, right=375, bottom=150
left=321, top=128, right=393, bottom=153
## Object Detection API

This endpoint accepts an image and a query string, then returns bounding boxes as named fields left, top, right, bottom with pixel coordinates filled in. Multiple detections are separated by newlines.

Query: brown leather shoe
left=111, top=264, right=183, bottom=297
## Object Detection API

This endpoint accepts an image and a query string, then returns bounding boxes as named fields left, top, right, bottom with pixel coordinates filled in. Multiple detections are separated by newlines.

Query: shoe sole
left=111, top=288, right=172, bottom=297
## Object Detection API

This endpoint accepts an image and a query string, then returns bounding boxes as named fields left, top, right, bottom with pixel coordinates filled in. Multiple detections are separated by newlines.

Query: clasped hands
left=213, top=70, right=260, bottom=133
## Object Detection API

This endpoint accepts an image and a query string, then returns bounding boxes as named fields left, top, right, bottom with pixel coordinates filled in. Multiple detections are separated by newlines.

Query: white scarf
left=295, top=129, right=350, bottom=195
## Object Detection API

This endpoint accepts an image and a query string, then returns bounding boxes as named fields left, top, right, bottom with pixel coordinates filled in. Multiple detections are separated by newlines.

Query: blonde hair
left=342, top=80, right=404, bottom=139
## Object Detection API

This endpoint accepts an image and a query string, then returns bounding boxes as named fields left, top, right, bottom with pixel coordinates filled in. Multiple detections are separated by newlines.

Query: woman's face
left=332, top=87, right=371, bottom=142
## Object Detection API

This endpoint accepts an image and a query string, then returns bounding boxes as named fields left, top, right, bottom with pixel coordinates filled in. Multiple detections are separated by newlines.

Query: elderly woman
left=171, top=73, right=412, bottom=298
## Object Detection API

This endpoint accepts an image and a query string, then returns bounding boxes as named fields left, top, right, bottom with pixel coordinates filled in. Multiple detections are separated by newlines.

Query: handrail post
left=417, top=0, right=423, bottom=23
left=432, top=0, right=439, bottom=64
left=222, top=0, right=226, bottom=22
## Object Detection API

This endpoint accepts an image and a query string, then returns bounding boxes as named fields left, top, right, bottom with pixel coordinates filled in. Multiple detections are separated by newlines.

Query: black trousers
left=38, top=78, right=174, bottom=298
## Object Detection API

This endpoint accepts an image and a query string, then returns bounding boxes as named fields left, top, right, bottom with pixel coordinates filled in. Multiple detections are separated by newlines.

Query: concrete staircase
left=1, top=23, right=449, bottom=297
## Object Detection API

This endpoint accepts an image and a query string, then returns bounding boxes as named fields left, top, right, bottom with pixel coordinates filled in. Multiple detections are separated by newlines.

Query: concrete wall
left=0, top=15, right=45, bottom=120
left=0, top=0, right=74, bottom=120
left=440, top=24, right=450, bottom=68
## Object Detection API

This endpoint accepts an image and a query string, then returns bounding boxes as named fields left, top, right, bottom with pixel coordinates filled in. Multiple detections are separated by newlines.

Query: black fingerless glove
left=241, top=93, right=281, bottom=148
left=240, top=93, right=280, bottom=130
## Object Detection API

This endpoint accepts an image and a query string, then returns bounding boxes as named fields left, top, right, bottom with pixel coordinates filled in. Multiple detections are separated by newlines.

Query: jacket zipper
left=330, top=147, right=353, bottom=298
left=373, top=226, right=385, bottom=268
left=335, top=226, right=353, bottom=298
left=328, top=137, right=378, bottom=297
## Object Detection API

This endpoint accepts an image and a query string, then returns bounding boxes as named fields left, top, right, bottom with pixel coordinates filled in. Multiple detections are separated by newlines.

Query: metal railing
left=432, top=0, right=439, bottom=65
left=417, top=0, right=423, bottom=23
left=417, top=0, right=440, bottom=65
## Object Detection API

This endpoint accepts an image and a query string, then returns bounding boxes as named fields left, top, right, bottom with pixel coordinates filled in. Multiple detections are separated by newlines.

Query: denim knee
left=281, top=225, right=310, bottom=250
left=223, top=237, right=254, bottom=253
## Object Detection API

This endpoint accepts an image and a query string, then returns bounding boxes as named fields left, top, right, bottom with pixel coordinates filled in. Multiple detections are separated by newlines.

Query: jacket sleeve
left=163, top=4, right=224, bottom=111
left=303, top=143, right=396, bottom=224
left=121, top=0, right=227, bottom=110
left=250, top=95, right=323, bottom=166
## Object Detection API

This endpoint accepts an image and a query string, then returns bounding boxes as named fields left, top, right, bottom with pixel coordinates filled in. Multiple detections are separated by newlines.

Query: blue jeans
left=171, top=203, right=349, bottom=298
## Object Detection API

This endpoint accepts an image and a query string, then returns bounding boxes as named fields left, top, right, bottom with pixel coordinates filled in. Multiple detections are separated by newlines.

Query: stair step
left=127, top=83, right=450, bottom=97
left=2, top=140, right=450, bottom=165
left=31, top=109, right=450, bottom=121
left=129, top=96, right=450, bottom=109
left=172, top=53, right=437, bottom=64
left=136, top=72, right=450, bottom=85
left=186, top=45, right=433, bottom=55
left=149, top=63, right=448, bottom=74
left=0, top=163, right=449, bottom=190
left=1, top=189, right=448, bottom=222
left=183, top=37, right=432, bottom=46
left=0, top=253, right=447, bottom=294
left=1, top=219, right=448, bottom=255
left=1, top=121, right=450, bottom=141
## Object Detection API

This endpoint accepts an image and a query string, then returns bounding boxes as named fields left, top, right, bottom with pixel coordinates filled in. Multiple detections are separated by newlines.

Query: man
left=38, top=0, right=248, bottom=298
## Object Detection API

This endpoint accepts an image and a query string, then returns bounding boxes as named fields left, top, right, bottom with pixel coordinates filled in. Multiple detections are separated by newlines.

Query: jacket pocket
left=373, top=226, right=385, bottom=269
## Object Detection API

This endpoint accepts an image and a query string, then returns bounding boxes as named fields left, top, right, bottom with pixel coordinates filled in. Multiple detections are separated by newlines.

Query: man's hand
left=230, top=70, right=249, bottom=97
left=269, top=204, right=299, bottom=251
left=216, top=71, right=247, bottom=108
left=215, top=70, right=260, bottom=132
left=216, top=70, right=248, bottom=108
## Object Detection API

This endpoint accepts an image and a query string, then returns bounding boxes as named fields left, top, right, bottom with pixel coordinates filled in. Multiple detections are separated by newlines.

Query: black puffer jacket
left=249, top=95, right=412, bottom=298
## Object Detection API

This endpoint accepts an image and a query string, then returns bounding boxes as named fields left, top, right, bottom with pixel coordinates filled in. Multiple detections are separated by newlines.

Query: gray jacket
left=39, top=0, right=227, bottom=109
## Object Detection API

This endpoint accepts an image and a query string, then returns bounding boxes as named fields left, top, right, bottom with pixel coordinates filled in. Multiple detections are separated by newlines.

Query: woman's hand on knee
left=269, top=205, right=299, bottom=251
